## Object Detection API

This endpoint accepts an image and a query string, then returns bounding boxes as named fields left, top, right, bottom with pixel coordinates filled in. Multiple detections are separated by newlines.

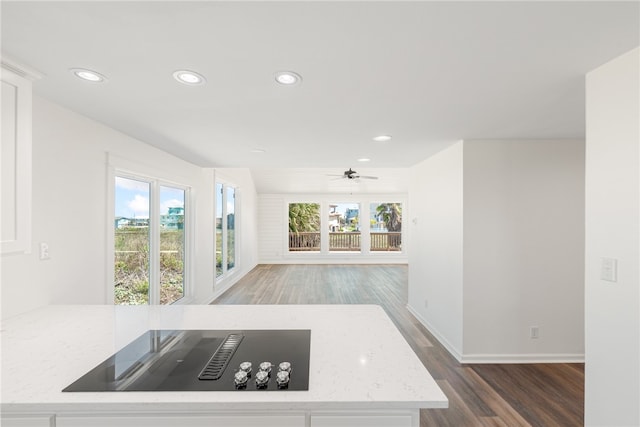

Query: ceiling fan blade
left=326, top=169, right=377, bottom=180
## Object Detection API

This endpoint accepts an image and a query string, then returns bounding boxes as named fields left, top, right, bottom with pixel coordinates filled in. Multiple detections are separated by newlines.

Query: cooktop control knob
left=259, top=361, right=272, bottom=374
left=255, top=370, right=269, bottom=388
left=239, top=361, right=252, bottom=375
left=276, top=370, right=290, bottom=388
left=278, top=362, right=291, bottom=373
left=234, top=370, right=248, bottom=388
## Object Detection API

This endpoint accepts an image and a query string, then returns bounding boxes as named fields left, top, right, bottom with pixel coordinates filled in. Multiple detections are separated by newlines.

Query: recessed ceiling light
left=70, top=68, right=107, bottom=83
left=357, top=158, right=371, bottom=162
left=173, top=70, right=206, bottom=86
left=250, top=148, right=266, bottom=153
left=275, top=71, right=302, bottom=86
left=372, top=135, right=392, bottom=142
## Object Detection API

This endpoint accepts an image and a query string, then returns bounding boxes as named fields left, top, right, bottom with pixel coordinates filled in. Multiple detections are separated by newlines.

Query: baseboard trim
left=406, top=303, right=463, bottom=362
left=206, top=263, right=258, bottom=304
left=258, top=258, right=409, bottom=265
left=207, top=283, right=232, bottom=304
left=460, top=354, right=585, bottom=364
left=405, top=304, right=585, bottom=365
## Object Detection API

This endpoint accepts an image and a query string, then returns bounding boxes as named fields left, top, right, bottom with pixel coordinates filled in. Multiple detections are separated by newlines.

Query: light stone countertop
left=1, top=304, right=448, bottom=414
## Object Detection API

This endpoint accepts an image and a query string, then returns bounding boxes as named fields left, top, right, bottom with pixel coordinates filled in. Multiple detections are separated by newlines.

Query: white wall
left=407, top=139, right=585, bottom=363
left=257, top=194, right=408, bottom=264
left=407, top=142, right=464, bottom=359
left=258, top=195, right=286, bottom=262
left=463, top=140, right=585, bottom=361
left=585, top=47, right=639, bottom=426
left=193, top=167, right=216, bottom=302
left=1, top=96, right=258, bottom=318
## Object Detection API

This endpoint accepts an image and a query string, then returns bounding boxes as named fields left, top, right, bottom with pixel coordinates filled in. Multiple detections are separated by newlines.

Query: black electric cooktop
left=63, top=329, right=311, bottom=392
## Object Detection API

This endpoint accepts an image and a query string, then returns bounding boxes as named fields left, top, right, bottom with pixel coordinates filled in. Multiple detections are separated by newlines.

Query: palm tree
left=289, top=203, right=320, bottom=233
left=376, top=203, right=402, bottom=232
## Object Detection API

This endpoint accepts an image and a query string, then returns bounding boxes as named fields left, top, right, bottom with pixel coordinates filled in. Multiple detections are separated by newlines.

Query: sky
left=215, top=184, right=235, bottom=218
left=115, top=176, right=184, bottom=218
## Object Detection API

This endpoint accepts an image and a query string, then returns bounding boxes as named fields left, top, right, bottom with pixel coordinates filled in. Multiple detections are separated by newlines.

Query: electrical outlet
left=530, top=326, right=539, bottom=339
left=39, top=242, right=50, bottom=260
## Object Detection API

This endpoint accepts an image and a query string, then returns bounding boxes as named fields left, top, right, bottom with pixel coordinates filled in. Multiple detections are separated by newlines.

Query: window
left=114, top=175, right=188, bottom=305
left=329, top=202, right=361, bottom=252
left=370, top=202, right=402, bottom=252
left=114, top=177, right=150, bottom=305
left=288, top=202, right=321, bottom=252
left=226, top=187, right=236, bottom=271
left=216, top=182, right=237, bottom=279
left=285, top=199, right=404, bottom=256
left=215, top=183, right=223, bottom=277
left=159, top=186, right=185, bottom=303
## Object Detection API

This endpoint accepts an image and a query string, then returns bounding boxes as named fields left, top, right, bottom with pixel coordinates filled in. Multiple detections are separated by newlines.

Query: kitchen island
left=1, top=304, right=447, bottom=427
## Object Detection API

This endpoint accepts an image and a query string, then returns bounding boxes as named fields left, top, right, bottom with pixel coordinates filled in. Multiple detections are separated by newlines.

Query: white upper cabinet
left=1, top=58, right=40, bottom=254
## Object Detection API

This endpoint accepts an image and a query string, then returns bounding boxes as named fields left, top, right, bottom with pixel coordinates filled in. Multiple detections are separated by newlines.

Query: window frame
left=284, top=196, right=406, bottom=258
left=287, top=201, right=322, bottom=253
left=107, top=154, right=193, bottom=305
left=368, top=201, right=403, bottom=253
left=214, top=178, right=239, bottom=284
left=328, top=201, right=362, bottom=253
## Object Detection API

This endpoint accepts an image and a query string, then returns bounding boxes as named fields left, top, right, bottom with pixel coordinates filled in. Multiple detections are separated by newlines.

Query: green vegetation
left=215, top=230, right=222, bottom=277
left=114, top=227, right=184, bottom=305
left=288, top=203, right=321, bottom=250
left=346, top=214, right=359, bottom=232
left=375, top=203, right=402, bottom=232
left=288, top=203, right=320, bottom=233
left=215, top=229, right=235, bottom=277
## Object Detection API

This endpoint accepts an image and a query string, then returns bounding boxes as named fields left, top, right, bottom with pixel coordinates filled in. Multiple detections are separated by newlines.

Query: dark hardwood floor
left=213, top=264, right=584, bottom=426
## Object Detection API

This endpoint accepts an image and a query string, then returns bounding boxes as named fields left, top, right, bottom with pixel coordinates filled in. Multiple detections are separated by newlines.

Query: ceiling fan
left=328, top=168, right=378, bottom=180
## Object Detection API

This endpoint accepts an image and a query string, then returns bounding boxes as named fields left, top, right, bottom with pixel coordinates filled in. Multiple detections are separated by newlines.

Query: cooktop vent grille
left=198, top=333, right=244, bottom=380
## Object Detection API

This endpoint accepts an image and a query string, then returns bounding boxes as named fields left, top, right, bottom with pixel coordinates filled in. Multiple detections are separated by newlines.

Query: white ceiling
left=2, top=1, right=638, bottom=193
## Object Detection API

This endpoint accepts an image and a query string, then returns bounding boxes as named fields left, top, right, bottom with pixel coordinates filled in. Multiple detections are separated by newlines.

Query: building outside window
left=328, top=203, right=361, bottom=252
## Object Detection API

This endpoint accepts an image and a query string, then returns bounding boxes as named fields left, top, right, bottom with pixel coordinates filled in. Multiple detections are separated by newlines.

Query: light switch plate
left=600, top=257, right=617, bottom=282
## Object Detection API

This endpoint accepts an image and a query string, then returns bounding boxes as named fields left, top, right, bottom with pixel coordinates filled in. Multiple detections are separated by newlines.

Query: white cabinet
left=55, top=414, right=306, bottom=427
left=55, top=411, right=419, bottom=427
left=1, top=415, right=54, bottom=427
left=4, top=410, right=420, bottom=427
left=1, top=58, right=40, bottom=254
left=310, top=410, right=418, bottom=427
